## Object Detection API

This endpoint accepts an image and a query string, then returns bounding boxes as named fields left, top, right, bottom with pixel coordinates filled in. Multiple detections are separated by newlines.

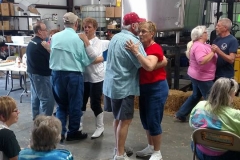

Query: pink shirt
left=187, top=41, right=217, bottom=81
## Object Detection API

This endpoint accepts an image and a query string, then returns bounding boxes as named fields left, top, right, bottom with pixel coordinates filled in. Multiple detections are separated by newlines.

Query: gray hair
left=30, top=115, right=62, bottom=151
left=185, top=41, right=193, bottom=59
left=122, top=24, right=131, bottom=30
left=206, top=78, right=238, bottom=112
left=218, top=18, right=232, bottom=31
left=64, top=23, right=75, bottom=28
left=33, top=21, right=44, bottom=34
left=191, top=25, right=206, bottom=41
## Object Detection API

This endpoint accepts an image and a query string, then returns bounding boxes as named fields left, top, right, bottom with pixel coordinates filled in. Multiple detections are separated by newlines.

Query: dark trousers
left=82, top=81, right=103, bottom=117
left=51, top=71, right=84, bottom=136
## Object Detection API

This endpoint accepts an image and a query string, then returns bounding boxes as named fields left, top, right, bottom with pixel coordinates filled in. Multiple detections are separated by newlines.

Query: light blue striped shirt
left=49, top=28, right=93, bottom=72
left=103, top=30, right=146, bottom=99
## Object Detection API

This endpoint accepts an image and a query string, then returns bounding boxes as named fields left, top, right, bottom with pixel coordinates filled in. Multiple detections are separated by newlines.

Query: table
left=0, top=64, right=28, bottom=103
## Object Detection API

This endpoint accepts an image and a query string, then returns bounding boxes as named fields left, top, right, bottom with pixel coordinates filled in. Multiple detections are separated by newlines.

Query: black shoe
left=60, top=135, right=65, bottom=144
left=66, top=131, right=88, bottom=141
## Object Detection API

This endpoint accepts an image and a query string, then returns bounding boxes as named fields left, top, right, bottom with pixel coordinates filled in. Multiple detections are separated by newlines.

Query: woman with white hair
left=189, top=78, right=240, bottom=160
left=174, top=25, right=218, bottom=122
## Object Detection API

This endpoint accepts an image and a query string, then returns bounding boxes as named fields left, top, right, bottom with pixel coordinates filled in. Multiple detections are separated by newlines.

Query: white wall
left=14, top=0, right=66, bottom=6
left=74, top=0, right=116, bottom=6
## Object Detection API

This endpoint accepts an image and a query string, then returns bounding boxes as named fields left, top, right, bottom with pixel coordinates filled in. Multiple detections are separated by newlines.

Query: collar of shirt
left=121, top=30, right=140, bottom=40
left=0, top=121, right=9, bottom=130
left=64, top=27, right=77, bottom=33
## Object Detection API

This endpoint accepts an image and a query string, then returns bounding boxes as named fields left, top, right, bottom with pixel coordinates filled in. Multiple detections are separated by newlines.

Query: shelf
left=0, top=16, right=41, bottom=18
left=0, top=30, right=33, bottom=32
left=34, top=4, right=69, bottom=10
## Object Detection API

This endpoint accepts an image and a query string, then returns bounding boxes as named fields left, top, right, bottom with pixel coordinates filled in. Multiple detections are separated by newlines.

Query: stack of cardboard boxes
left=105, top=6, right=122, bottom=29
left=0, top=2, right=15, bottom=31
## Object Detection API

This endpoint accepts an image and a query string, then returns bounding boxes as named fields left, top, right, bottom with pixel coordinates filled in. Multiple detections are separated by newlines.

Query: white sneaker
left=114, top=153, right=131, bottom=160
left=113, top=147, right=133, bottom=157
left=149, top=152, right=163, bottom=160
left=136, top=145, right=154, bottom=157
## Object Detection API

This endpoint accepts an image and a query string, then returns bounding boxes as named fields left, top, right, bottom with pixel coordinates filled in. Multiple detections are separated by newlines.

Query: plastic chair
left=192, top=128, right=240, bottom=160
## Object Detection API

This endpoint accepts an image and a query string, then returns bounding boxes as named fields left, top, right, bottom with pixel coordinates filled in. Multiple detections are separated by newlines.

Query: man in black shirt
left=26, top=21, right=54, bottom=120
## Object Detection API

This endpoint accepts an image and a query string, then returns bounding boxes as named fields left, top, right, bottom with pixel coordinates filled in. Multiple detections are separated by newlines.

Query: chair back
left=192, top=128, right=240, bottom=160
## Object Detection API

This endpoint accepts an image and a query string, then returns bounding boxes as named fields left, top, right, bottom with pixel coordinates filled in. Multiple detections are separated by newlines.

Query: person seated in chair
left=19, top=115, right=73, bottom=160
left=189, top=77, right=240, bottom=160
left=0, top=96, right=21, bottom=160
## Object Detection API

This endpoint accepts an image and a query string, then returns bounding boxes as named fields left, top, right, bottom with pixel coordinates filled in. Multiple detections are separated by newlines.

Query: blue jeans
left=82, top=81, right=103, bottom=117
left=51, top=71, right=84, bottom=136
left=28, top=73, right=55, bottom=120
left=176, top=77, right=213, bottom=121
left=139, top=80, right=169, bottom=136
left=191, top=142, right=240, bottom=160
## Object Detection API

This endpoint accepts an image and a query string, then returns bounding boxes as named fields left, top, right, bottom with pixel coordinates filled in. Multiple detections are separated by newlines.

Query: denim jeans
left=139, top=80, right=169, bottom=136
left=191, top=142, right=240, bottom=160
left=82, top=81, right=103, bottom=117
left=51, top=71, right=84, bottom=136
left=28, top=73, right=55, bottom=120
left=176, top=77, right=213, bottom=121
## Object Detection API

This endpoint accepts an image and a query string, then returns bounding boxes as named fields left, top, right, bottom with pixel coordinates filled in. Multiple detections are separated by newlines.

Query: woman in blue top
left=19, top=115, right=73, bottom=160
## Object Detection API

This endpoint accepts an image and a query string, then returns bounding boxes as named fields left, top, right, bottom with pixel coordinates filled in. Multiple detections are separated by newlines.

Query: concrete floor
left=0, top=74, right=193, bottom=160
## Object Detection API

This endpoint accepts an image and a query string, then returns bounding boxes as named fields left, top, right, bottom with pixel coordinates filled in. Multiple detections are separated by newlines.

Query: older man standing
left=211, top=18, right=239, bottom=79
left=50, top=12, right=98, bottom=142
left=103, top=12, right=167, bottom=160
left=26, top=21, right=55, bottom=120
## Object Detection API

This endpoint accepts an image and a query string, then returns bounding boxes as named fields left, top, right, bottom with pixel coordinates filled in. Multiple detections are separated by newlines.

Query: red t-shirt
left=140, top=43, right=166, bottom=84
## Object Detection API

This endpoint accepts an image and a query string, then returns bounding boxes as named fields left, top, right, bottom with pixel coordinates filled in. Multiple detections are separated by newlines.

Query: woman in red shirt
left=126, top=21, right=169, bottom=160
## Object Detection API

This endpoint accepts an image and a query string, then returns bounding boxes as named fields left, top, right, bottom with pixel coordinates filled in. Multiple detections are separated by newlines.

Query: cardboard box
left=107, top=25, right=116, bottom=29
left=9, top=3, right=14, bottom=16
left=28, top=6, right=39, bottom=15
left=0, top=3, right=10, bottom=16
left=5, top=36, right=12, bottom=43
left=106, top=7, right=114, bottom=17
left=0, top=21, right=10, bottom=30
left=15, top=0, right=40, bottom=16
left=114, top=7, right=122, bottom=17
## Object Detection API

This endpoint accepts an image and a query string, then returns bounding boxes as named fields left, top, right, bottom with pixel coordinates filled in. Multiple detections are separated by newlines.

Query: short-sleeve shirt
left=50, top=28, right=93, bottom=72
left=0, top=128, right=20, bottom=159
left=103, top=30, right=146, bottom=99
left=19, top=148, right=73, bottom=160
left=140, top=43, right=166, bottom=84
left=187, top=41, right=217, bottom=81
left=26, top=36, right=52, bottom=76
left=213, top=35, right=239, bottom=78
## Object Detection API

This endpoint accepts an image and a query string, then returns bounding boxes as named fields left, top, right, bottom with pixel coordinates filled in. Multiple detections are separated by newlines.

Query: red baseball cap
left=123, top=12, right=146, bottom=25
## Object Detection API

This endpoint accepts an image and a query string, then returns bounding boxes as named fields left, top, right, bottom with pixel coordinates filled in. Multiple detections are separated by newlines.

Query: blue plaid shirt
left=103, top=30, right=146, bottom=99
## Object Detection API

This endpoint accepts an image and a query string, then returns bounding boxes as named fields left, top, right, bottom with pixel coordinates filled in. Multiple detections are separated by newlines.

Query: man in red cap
left=103, top=12, right=167, bottom=160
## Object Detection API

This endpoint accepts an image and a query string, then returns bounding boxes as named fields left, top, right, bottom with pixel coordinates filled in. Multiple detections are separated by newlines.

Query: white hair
left=191, top=25, right=206, bottom=41
left=185, top=41, right=193, bottom=59
left=218, top=18, right=232, bottom=31
left=122, top=24, right=131, bottom=30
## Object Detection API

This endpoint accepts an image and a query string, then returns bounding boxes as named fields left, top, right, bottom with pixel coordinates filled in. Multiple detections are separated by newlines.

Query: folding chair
left=192, top=128, right=240, bottom=160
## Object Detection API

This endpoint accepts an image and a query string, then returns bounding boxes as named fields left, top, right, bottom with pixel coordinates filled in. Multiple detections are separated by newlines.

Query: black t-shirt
left=0, top=128, right=21, bottom=158
left=26, top=36, right=51, bottom=76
